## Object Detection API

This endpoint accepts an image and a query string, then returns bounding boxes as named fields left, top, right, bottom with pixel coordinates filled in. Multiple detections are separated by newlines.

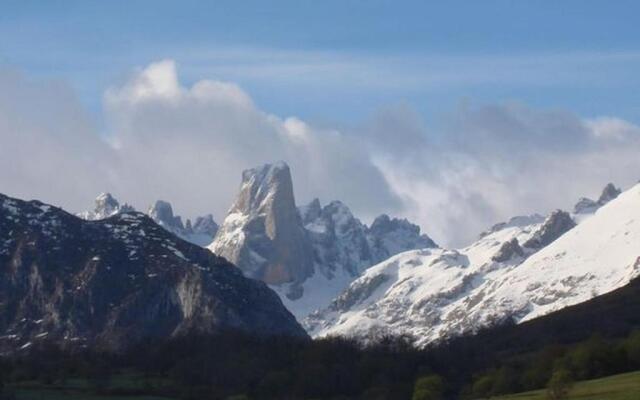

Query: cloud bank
left=1, top=60, right=639, bottom=247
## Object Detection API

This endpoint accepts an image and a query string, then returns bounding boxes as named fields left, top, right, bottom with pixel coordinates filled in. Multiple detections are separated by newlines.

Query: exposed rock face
left=597, top=183, right=621, bottom=205
left=523, top=210, right=576, bottom=249
left=299, top=201, right=438, bottom=279
left=79, top=194, right=217, bottom=247
left=211, top=162, right=438, bottom=319
left=573, top=197, right=599, bottom=214
left=77, top=193, right=134, bottom=220
left=0, top=193, right=306, bottom=352
left=147, top=200, right=218, bottom=246
left=300, top=199, right=373, bottom=278
left=574, top=183, right=622, bottom=214
left=491, top=238, right=525, bottom=263
left=209, top=162, right=314, bottom=287
left=192, top=215, right=219, bottom=237
left=367, top=214, right=438, bottom=261
left=148, top=200, right=186, bottom=232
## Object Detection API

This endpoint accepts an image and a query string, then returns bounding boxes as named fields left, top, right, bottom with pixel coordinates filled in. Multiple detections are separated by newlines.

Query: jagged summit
left=210, top=162, right=314, bottom=287
left=210, top=162, right=439, bottom=319
left=234, top=161, right=291, bottom=211
left=367, top=214, right=438, bottom=261
left=522, top=209, right=576, bottom=249
left=146, top=200, right=218, bottom=246
left=77, top=192, right=134, bottom=220
left=148, top=200, right=186, bottom=232
left=598, top=183, right=622, bottom=205
left=574, top=182, right=622, bottom=214
left=79, top=194, right=218, bottom=247
left=192, top=214, right=218, bottom=236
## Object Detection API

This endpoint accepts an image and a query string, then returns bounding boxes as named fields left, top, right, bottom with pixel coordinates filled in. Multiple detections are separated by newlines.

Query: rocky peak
left=148, top=201, right=219, bottom=247
left=367, top=214, right=438, bottom=261
left=233, top=161, right=294, bottom=216
left=192, top=214, right=219, bottom=236
left=78, top=193, right=134, bottom=220
left=80, top=194, right=217, bottom=247
left=148, top=200, right=185, bottom=231
left=491, top=238, right=525, bottom=263
left=574, top=183, right=622, bottom=214
left=523, top=210, right=576, bottom=249
left=597, top=183, right=621, bottom=205
left=573, top=197, right=599, bottom=214
left=304, top=199, right=371, bottom=277
left=210, top=162, right=313, bottom=288
left=299, top=198, right=322, bottom=224
left=96, top=193, right=119, bottom=215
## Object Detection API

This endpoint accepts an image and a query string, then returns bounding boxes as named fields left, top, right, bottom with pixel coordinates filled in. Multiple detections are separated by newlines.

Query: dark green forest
left=1, top=277, right=639, bottom=400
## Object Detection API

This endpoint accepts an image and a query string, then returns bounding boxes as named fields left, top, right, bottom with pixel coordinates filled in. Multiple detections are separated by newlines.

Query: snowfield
left=306, top=184, right=640, bottom=347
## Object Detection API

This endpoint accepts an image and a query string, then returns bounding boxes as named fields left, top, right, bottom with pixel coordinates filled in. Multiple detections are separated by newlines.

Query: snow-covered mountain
left=79, top=194, right=218, bottom=246
left=209, top=162, right=437, bottom=319
left=306, top=183, right=639, bottom=346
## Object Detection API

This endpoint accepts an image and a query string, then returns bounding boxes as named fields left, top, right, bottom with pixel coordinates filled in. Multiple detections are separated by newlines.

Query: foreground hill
left=308, top=183, right=639, bottom=346
left=0, top=193, right=306, bottom=351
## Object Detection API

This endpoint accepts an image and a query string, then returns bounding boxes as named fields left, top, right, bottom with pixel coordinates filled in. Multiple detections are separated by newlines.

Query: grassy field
left=7, top=370, right=640, bottom=399
left=9, top=372, right=177, bottom=400
left=494, top=370, right=640, bottom=400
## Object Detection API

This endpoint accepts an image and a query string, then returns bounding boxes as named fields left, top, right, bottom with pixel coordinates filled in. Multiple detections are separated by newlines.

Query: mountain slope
left=307, top=184, right=640, bottom=346
left=210, top=162, right=437, bottom=319
left=0, top=193, right=306, bottom=352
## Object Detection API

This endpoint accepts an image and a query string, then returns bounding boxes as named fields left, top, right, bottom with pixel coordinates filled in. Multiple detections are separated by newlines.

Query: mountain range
left=5, top=161, right=638, bottom=353
left=209, top=162, right=437, bottom=319
left=305, top=181, right=639, bottom=346
left=78, top=193, right=218, bottom=246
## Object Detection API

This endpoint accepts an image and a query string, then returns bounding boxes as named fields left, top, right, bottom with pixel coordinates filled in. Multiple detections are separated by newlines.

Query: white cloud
left=1, top=60, right=640, bottom=247
left=102, top=60, right=400, bottom=222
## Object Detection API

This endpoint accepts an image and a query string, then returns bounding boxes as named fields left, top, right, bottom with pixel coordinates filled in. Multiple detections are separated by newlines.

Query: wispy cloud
left=176, top=47, right=640, bottom=91
left=2, top=60, right=640, bottom=247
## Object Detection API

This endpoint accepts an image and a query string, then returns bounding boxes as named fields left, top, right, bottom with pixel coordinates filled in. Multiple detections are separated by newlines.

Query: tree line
left=0, top=329, right=637, bottom=400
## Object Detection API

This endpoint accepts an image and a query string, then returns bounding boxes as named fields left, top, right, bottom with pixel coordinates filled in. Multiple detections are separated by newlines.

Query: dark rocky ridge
left=522, top=210, right=576, bottom=249
left=573, top=182, right=621, bottom=214
left=0, top=193, right=306, bottom=352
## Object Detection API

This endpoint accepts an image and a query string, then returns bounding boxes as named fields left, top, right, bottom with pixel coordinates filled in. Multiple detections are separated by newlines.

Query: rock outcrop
left=79, top=194, right=218, bottom=247
left=523, top=210, right=576, bottom=249
left=77, top=193, right=134, bottom=220
left=209, top=162, right=314, bottom=288
left=574, top=183, right=622, bottom=214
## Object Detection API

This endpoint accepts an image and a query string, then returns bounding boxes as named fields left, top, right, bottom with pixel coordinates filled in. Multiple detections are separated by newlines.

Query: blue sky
left=2, top=0, right=640, bottom=126
left=2, top=1, right=640, bottom=246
